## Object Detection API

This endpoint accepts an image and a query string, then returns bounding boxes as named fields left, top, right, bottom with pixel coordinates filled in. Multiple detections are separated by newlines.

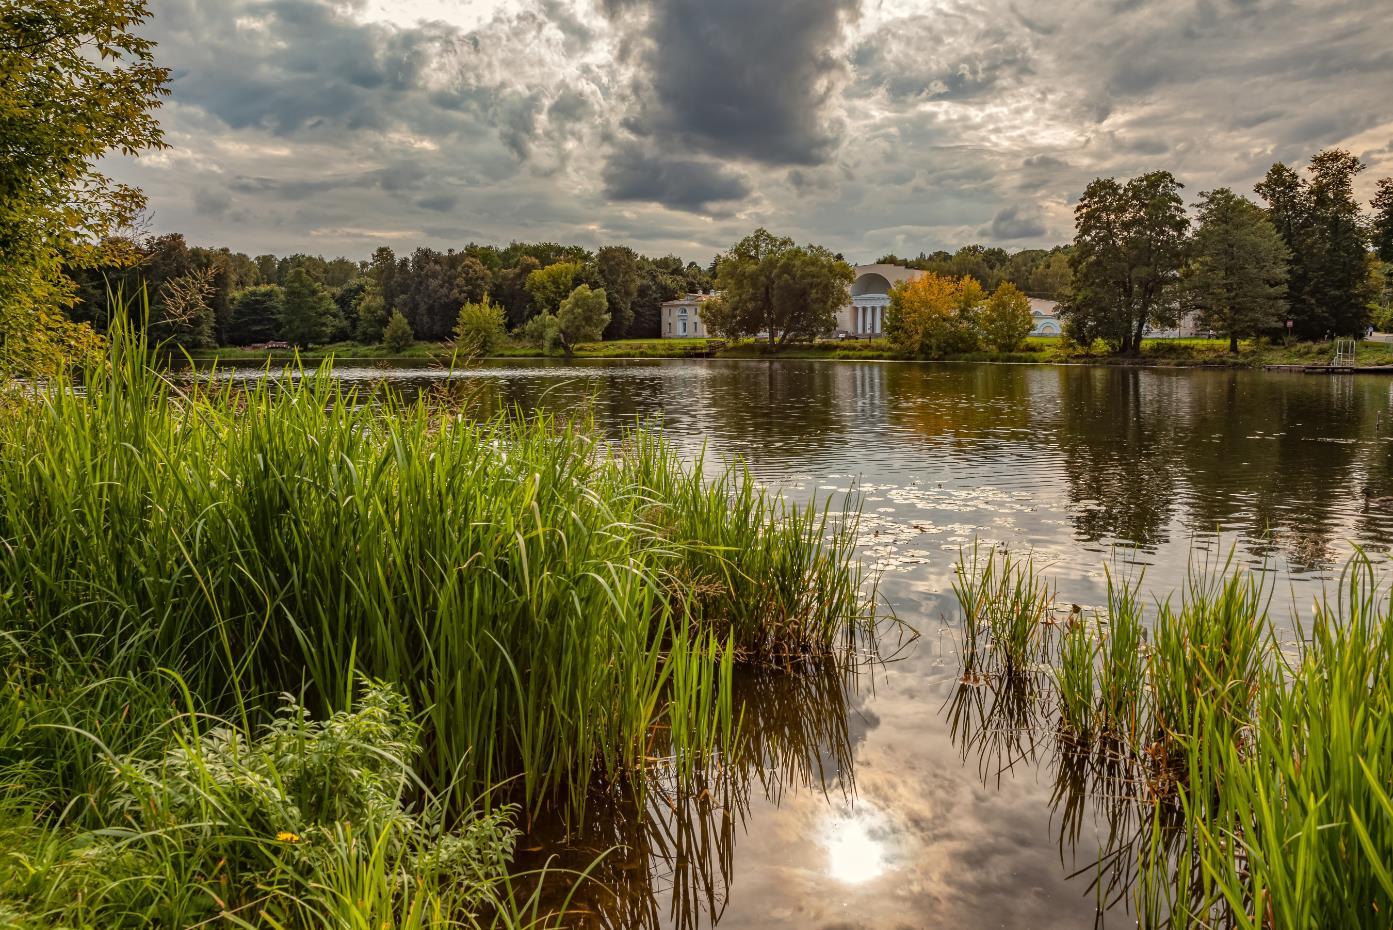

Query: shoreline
left=174, top=340, right=1393, bottom=374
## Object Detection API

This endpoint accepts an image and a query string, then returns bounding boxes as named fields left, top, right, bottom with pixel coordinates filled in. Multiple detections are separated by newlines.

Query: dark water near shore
left=214, top=358, right=1393, bottom=927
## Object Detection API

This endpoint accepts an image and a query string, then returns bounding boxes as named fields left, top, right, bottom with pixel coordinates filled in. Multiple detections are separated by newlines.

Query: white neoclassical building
left=659, top=263, right=1065, bottom=340
left=837, top=264, right=925, bottom=337
left=1029, top=298, right=1061, bottom=336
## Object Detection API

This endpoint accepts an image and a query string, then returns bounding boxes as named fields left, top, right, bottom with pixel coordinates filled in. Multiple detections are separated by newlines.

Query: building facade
left=838, top=264, right=925, bottom=337
left=660, top=294, right=712, bottom=338
left=1029, top=297, right=1061, bottom=336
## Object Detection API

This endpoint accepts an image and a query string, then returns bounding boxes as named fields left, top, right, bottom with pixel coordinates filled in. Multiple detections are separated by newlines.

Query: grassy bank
left=0, top=320, right=871, bottom=928
left=182, top=336, right=1393, bottom=370
left=950, top=547, right=1393, bottom=928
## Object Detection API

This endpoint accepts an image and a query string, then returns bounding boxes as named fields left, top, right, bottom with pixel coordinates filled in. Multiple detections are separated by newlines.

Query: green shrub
left=453, top=297, right=506, bottom=355
left=0, top=683, right=518, bottom=929
left=382, top=309, right=414, bottom=352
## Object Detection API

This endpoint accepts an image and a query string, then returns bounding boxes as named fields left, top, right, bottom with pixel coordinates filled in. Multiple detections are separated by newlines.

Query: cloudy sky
left=111, top=0, right=1393, bottom=264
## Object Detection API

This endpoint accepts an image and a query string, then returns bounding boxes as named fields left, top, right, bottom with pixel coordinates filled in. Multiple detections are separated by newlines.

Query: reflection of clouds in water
left=204, top=359, right=1393, bottom=928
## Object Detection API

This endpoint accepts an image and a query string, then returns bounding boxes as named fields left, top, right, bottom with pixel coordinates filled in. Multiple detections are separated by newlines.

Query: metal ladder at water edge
left=1332, top=337, right=1357, bottom=370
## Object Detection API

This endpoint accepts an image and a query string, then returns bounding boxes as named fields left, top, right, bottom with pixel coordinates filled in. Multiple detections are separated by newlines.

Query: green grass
left=0, top=310, right=873, bottom=927
left=949, top=549, right=1393, bottom=928
left=183, top=335, right=1393, bottom=370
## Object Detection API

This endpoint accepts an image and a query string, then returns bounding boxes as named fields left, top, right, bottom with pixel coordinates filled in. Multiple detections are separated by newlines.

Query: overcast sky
left=110, top=0, right=1393, bottom=264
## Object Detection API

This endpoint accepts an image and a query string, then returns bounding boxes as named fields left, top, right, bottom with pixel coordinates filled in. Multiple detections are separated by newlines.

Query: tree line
left=66, top=237, right=716, bottom=350
left=1062, top=148, right=1393, bottom=353
left=876, top=244, right=1073, bottom=301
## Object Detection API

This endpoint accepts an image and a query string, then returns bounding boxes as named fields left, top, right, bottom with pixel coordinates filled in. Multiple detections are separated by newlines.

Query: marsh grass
left=0, top=308, right=873, bottom=927
left=953, top=544, right=1055, bottom=676
left=948, top=546, right=1393, bottom=929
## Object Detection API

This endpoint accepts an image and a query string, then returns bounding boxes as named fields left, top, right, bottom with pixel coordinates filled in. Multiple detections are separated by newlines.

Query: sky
left=111, top=0, right=1393, bottom=264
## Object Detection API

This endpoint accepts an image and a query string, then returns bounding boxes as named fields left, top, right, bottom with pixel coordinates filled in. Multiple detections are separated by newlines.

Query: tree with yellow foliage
left=885, top=273, right=985, bottom=358
left=2, top=1, right=170, bottom=376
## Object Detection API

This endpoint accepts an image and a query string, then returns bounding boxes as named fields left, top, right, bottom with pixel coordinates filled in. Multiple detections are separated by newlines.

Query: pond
left=214, top=357, right=1393, bottom=927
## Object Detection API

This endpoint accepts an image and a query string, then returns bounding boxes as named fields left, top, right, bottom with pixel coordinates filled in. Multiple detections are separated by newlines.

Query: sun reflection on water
left=824, top=802, right=891, bottom=885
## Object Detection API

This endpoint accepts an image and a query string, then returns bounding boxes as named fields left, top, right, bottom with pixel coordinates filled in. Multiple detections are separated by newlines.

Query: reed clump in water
left=0, top=312, right=872, bottom=927
left=950, top=548, right=1393, bottom=929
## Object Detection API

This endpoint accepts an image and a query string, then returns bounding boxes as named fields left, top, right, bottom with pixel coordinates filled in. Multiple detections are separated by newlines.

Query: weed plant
left=948, top=547, right=1393, bottom=928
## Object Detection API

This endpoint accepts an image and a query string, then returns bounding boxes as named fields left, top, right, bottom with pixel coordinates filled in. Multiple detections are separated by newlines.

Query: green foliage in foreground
left=951, top=548, right=1393, bottom=928
left=0, top=315, right=870, bottom=925
left=0, top=679, right=524, bottom=929
left=0, top=318, right=868, bottom=816
left=1, top=0, right=168, bottom=377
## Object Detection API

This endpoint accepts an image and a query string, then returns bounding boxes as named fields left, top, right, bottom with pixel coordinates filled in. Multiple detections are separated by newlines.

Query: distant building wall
left=1029, top=298, right=1061, bottom=336
left=839, top=264, right=925, bottom=337
left=660, top=295, right=711, bottom=338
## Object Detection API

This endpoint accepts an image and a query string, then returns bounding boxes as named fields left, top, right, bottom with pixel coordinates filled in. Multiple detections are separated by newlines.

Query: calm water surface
left=223, top=358, right=1393, bottom=928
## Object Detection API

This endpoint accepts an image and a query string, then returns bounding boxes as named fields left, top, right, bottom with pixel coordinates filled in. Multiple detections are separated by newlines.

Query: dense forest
left=65, top=235, right=1075, bottom=350
left=67, top=239, right=712, bottom=348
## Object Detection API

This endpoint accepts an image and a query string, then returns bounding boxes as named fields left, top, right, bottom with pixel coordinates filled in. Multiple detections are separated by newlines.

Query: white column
left=874, top=305, right=881, bottom=335
left=856, top=305, right=863, bottom=334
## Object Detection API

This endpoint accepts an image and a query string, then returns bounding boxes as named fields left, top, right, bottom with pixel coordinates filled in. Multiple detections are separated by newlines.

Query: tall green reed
left=949, top=543, right=1393, bottom=928
left=0, top=310, right=871, bottom=821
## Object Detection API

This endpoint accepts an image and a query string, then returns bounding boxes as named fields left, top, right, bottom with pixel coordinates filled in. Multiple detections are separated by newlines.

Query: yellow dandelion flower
left=276, top=831, right=301, bottom=843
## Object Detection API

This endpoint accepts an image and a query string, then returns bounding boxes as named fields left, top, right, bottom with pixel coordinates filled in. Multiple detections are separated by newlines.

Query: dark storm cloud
left=606, top=0, right=860, bottom=166
left=981, top=204, right=1048, bottom=240
left=602, top=143, right=751, bottom=214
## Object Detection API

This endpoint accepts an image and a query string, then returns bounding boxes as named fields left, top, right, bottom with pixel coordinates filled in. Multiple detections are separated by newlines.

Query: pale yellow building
left=660, top=294, right=713, bottom=338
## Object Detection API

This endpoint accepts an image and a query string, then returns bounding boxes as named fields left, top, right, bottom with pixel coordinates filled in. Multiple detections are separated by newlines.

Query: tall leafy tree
left=1370, top=177, right=1393, bottom=266
left=1256, top=150, right=1375, bottom=338
left=382, top=309, right=414, bottom=352
left=395, top=248, right=490, bottom=341
left=1, top=0, right=169, bottom=374
left=524, top=261, right=583, bottom=316
left=226, top=285, right=284, bottom=346
left=591, top=246, right=640, bottom=339
left=278, top=267, right=339, bottom=346
left=353, top=285, right=388, bottom=343
left=978, top=281, right=1034, bottom=352
left=494, top=256, right=541, bottom=329
left=1061, top=172, right=1189, bottom=353
left=519, top=284, right=609, bottom=356
left=884, top=272, right=985, bottom=357
left=1306, top=149, right=1374, bottom=336
left=1183, top=189, right=1289, bottom=352
left=704, top=229, right=854, bottom=351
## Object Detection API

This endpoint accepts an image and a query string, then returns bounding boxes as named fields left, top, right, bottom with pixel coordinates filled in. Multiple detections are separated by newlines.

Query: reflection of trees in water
left=464, top=366, right=679, bottom=430
left=686, top=361, right=848, bottom=464
left=1178, top=374, right=1377, bottom=572
left=1054, top=368, right=1180, bottom=548
left=882, top=364, right=1037, bottom=444
left=1353, top=381, right=1393, bottom=548
left=519, top=658, right=870, bottom=930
